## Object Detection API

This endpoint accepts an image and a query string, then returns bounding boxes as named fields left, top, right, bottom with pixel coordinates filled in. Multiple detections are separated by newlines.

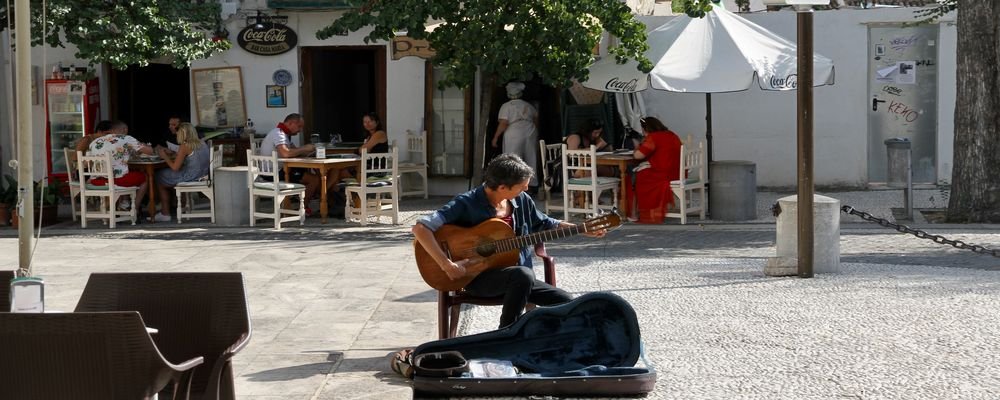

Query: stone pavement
left=1, top=188, right=998, bottom=399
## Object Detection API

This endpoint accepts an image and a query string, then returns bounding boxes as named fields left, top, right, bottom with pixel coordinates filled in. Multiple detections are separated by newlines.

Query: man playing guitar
left=412, top=153, right=607, bottom=329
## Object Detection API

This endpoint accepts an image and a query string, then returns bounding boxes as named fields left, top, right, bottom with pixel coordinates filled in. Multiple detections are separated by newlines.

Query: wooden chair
left=63, top=147, right=83, bottom=222
left=78, top=151, right=138, bottom=228
left=176, top=145, right=223, bottom=223
left=437, top=243, right=556, bottom=339
left=0, top=311, right=203, bottom=400
left=75, top=272, right=252, bottom=400
left=0, top=270, right=13, bottom=312
left=396, top=130, right=429, bottom=198
left=538, top=140, right=565, bottom=214
left=667, top=141, right=708, bottom=225
left=561, top=144, right=620, bottom=220
left=345, top=146, right=399, bottom=225
left=247, top=149, right=306, bottom=229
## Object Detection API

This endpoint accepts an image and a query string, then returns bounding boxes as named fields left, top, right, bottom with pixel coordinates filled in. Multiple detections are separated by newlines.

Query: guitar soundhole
left=475, top=242, right=496, bottom=257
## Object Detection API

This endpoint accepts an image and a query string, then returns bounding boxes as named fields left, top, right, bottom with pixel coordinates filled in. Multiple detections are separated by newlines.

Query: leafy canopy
left=317, top=0, right=651, bottom=88
left=0, top=0, right=230, bottom=69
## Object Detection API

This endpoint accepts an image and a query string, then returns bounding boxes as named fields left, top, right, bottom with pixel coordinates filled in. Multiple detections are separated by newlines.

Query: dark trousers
left=464, top=265, right=572, bottom=329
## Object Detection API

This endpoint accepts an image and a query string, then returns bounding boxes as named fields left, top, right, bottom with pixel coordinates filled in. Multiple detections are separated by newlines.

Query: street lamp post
left=762, top=0, right=827, bottom=278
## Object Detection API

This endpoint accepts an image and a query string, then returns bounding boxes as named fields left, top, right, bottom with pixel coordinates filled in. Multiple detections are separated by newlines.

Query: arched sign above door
left=237, top=23, right=298, bottom=56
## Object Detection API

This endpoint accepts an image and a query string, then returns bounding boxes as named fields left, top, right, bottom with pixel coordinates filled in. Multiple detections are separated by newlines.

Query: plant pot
left=0, top=203, right=9, bottom=227
left=10, top=204, right=59, bottom=228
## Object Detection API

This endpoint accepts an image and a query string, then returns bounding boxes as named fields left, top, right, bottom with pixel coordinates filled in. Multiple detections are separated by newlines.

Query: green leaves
left=318, top=0, right=650, bottom=88
left=0, top=0, right=229, bottom=70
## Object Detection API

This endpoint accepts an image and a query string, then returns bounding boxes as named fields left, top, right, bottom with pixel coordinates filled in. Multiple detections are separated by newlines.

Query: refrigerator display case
left=45, top=78, right=100, bottom=178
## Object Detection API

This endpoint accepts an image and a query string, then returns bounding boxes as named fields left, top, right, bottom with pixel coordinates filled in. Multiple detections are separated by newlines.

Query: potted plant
left=11, top=178, right=64, bottom=228
left=0, top=174, right=16, bottom=227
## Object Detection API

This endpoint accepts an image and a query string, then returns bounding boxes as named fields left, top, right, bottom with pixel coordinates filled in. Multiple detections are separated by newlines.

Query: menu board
left=192, top=66, right=247, bottom=128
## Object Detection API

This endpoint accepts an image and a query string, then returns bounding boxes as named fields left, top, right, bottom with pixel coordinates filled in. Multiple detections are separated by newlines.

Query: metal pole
left=796, top=7, right=814, bottom=278
left=14, top=0, right=34, bottom=278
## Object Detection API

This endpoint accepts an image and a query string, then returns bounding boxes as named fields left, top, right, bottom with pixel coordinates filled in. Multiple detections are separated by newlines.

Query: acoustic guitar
left=414, top=213, right=622, bottom=291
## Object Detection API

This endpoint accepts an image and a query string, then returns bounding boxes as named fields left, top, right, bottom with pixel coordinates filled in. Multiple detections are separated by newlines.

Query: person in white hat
left=492, top=81, right=539, bottom=188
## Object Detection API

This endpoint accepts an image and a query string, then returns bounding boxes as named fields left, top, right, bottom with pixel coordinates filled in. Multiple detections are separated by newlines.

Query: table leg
left=282, top=165, right=291, bottom=211
left=319, top=167, right=329, bottom=223
left=618, top=160, right=630, bottom=217
left=145, top=165, right=156, bottom=222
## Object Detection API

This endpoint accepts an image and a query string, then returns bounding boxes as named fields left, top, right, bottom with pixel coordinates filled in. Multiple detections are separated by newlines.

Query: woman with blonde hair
left=152, top=122, right=211, bottom=222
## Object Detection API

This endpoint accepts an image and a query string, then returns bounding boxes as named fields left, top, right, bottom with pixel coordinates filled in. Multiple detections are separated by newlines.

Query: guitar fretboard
left=492, top=224, right=585, bottom=254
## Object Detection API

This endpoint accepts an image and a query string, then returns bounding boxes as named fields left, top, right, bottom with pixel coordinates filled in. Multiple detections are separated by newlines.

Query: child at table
left=152, top=122, right=210, bottom=222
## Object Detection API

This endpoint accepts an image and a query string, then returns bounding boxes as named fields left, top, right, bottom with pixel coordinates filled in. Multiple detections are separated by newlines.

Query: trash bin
left=214, top=166, right=250, bottom=226
left=709, top=160, right=757, bottom=221
left=884, top=137, right=911, bottom=188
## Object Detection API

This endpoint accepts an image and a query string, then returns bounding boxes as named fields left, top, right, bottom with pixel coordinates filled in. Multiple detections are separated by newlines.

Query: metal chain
left=840, top=205, right=1000, bottom=258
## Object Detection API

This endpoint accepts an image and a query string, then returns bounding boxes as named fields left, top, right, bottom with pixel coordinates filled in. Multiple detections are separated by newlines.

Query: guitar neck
left=493, top=224, right=584, bottom=253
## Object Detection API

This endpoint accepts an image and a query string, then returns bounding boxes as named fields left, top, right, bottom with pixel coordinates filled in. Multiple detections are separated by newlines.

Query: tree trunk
left=473, top=73, right=497, bottom=185
left=947, top=0, right=1000, bottom=222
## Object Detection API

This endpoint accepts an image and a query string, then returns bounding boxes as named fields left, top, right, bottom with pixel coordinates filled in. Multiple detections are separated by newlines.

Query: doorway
left=109, top=64, right=191, bottom=146
left=301, top=46, right=386, bottom=144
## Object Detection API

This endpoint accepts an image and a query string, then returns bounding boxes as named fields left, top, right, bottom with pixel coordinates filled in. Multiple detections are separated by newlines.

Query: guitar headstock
left=582, top=211, right=622, bottom=232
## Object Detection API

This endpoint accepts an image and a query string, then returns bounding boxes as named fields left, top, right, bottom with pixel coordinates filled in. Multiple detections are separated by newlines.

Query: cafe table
left=127, top=157, right=168, bottom=222
left=278, top=155, right=361, bottom=223
left=596, top=152, right=638, bottom=218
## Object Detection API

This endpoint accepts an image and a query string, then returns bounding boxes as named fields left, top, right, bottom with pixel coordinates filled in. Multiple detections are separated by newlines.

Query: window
left=425, top=64, right=473, bottom=177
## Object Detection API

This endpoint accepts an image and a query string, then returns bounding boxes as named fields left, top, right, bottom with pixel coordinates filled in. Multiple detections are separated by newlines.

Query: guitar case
left=411, top=292, right=656, bottom=397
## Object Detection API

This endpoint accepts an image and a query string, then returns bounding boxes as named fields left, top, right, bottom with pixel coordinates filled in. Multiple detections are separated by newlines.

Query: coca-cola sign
left=237, top=23, right=298, bottom=56
left=604, top=77, right=640, bottom=92
left=766, top=73, right=797, bottom=90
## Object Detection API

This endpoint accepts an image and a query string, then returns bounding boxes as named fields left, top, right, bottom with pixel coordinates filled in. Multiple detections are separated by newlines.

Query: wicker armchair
left=0, top=311, right=203, bottom=400
left=437, top=243, right=557, bottom=339
left=75, top=272, right=252, bottom=400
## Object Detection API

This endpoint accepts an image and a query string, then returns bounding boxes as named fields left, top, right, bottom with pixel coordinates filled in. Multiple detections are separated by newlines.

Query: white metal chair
left=63, top=148, right=82, bottom=222
left=396, top=130, right=429, bottom=198
left=538, top=140, right=565, bottom=214
left=345, top=147, right=399, bottom=225
left=175, top=145, right=223, bottom=223
left=247, top=149, right=306, bottom=229
left=77, top=151, right=138, bottom=228
left=667, top=141, right=708, bottom=224
left=561, top=144, right=620, bottom=220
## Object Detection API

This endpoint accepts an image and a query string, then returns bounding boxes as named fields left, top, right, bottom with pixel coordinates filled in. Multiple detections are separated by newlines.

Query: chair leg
left=299, top=193, right=306, bottom=226
left=249, top=194, right=256, bottom=227
left=130, top=193, right=137, bottom=225
left=421, top=171, right=428, bottom=199
left=80, top=196, right=88, bottom=228
left=679, top=190, right=688, bottom=225
left=448, top=301, right=461, bottom=339
left=209, top=191, right=216, bottom=224
left=437, top=291, right=450, bottom=340
left=359, top=193, right=368, bottom=226
left=176, top=191, right=184, bottom=224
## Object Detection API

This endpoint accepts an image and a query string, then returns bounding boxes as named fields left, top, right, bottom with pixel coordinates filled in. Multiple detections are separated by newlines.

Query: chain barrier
left=840, top=205, right=1000, bottom=258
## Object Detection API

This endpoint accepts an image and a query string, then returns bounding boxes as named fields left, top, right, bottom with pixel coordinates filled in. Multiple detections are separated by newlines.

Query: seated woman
left=627, top=117, right=683, bottom=224
left=338, top=112, right=390, bottom=181
left=564, top=118, right=612, bottom=153
left=152, top=122, right=210, bottom=222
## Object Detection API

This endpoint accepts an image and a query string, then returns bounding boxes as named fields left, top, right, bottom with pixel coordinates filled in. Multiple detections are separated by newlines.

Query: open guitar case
left=411, top=292, right=656, bottom=397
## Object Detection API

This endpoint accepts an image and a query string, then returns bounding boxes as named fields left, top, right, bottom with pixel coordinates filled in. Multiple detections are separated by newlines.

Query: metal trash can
left=214, top=166, right=250, bottom=226
left=884, top=138, right=911, bottom=188
left=709, top=160, right=757, bottom=221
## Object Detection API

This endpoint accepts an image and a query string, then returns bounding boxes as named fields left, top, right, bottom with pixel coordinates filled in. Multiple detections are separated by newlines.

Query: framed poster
left=266, top=85, right=286, bottom=108
left=191, top=66, right=247, bottom=127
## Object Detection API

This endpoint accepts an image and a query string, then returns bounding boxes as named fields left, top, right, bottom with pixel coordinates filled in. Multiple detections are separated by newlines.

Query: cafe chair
left=176, top=145, right=223, bottom=224
left=78, top=151, right=138, bottom=228
left=247, top=149, right=306, bottom=229
left=0, top=311, right=204, bottom=400
left=345, top=146, right=399, bottom=225
left=0, top=270, right=13, bottom=311
left=437, top=243, right=557, bottom=339
left=561, top=144, right=620, bottom=220
left=75, top=272, right=252, bottom=400
left=538, top=140, right=565, bottom=214
left=395, top=130, right=429, bottom=198
left=667, top=141, right=708, bottom=225
left=63, top=148, right=83, bottom=221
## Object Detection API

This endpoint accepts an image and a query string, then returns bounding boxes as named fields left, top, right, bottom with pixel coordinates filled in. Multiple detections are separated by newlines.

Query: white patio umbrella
left=583, top=3, right=835, bottom=164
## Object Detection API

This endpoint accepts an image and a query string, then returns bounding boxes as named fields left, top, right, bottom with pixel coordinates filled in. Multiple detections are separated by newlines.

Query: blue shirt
left=417, top=185, right=561, bottom=268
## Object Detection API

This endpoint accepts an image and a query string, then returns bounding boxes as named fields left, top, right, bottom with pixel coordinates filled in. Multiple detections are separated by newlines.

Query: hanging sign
left=238, top=23, right=298, bottom=56
left=391, top=37, right=435, bottom=60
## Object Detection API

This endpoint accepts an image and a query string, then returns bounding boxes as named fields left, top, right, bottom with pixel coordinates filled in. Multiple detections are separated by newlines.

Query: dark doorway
left=109, top=64, right=190, bottom=146
left=301, top=46, right=386, bottom=144
left=484, top=79, right=562, bottom=169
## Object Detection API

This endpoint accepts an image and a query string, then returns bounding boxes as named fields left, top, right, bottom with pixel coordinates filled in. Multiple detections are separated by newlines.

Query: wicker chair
left=437, top=243, right=557, bottom=339
left=75, top=272, right=252, bottom=400
left=0, top=311, right=203, bottom=400
left=0, top=270, right=13, bottom=311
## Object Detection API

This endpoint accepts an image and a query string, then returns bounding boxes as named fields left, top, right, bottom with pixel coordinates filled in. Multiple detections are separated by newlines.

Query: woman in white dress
left=491, top=82, right=539, bottom=189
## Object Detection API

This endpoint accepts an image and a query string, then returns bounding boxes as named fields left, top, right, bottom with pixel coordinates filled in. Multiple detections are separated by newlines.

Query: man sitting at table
left=258, top=113, right=321, bottom=216
left=87, top=120, right=154, bottom=212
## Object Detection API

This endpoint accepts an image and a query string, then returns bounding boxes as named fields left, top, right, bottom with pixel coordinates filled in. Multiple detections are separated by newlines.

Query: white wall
left=637, top=8, right=956, bottom=188
left=191, top=10, right=427, bottom=149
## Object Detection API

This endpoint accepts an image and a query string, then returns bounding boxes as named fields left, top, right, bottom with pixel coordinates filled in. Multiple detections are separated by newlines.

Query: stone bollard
left=765, top=194, right=841, bottom=276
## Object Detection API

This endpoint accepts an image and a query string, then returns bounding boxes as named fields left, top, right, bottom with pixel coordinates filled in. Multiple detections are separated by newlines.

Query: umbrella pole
left=705, top=93, right=713, bottom=170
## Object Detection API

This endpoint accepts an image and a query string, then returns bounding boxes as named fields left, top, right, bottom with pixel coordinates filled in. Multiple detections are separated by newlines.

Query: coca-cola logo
left=237, top=23, right=298, bottom=56
left=605, top=77, right=639, bottom=92
left=767, top=73, right=797, bottom=90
